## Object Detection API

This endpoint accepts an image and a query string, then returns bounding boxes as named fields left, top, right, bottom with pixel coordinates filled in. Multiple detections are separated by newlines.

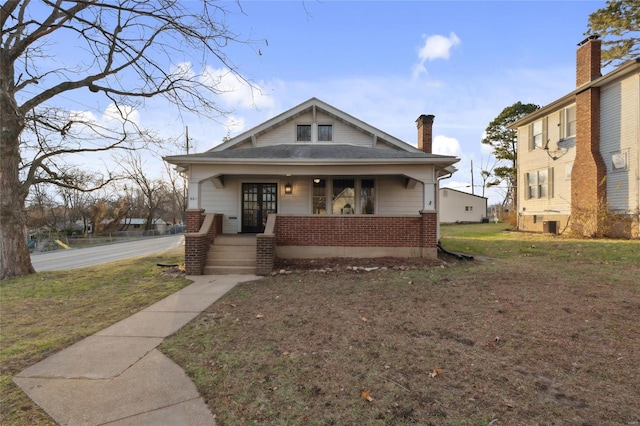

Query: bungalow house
left=164, top=98, right=459, bottom=275
left=509, top=36, right=640, bottom=237
left=439, top=188, right=488, bottom=223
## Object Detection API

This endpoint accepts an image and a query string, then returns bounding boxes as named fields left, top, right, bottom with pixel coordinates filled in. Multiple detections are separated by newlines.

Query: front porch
left=185, top=210, right=438, bottom=276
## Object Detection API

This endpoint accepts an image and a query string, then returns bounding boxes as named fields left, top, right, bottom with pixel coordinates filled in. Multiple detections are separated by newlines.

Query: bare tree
left=1, top=1, right=262, bottom=278
left=119, top=150, right=168, bottom=231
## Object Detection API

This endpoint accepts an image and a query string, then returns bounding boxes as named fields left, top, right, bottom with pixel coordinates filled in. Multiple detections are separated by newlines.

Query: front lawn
left=161, top=224, right=640, bottom=425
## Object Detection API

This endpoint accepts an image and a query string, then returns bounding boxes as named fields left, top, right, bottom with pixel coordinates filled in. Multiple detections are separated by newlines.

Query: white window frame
left=565, top=162, right=573, bottom=180
left=532, top=120, right=543, bottom=150
left=564, top=105, right=576, bottom=139
left=312, top=177, right=376, bottom=215
left=296, top=124, right=311, bottom=142
left=318, top=124, right=333, bottom=142
left=526, top=169, right=549, bottom=199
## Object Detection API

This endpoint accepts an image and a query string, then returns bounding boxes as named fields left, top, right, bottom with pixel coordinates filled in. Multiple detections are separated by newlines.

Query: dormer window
left=318, top=125, right=333, bottom=142
left=297, top=125, right=311, bottom=142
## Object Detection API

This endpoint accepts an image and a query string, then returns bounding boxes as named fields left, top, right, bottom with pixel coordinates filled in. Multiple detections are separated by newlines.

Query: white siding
left=279, top=178, right=311, bottom=214
left=255, top=111, right=374, bottom=147
left=518, top=107, right=575, bottom=216
left=601, top=73, right=640, bottom=212
left=332, top=121, right=373, bottom=146
left=377, top=176, right=423, bottom=214
left=200, top=176, right=240, bottom=233
left=439, top=189, right=487, bottom=223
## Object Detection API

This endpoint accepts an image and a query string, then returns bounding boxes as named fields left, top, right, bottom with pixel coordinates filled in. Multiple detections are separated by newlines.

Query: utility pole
left=470, top=160, right=475, bottom=195
left=185, top=126, right=190, bottom=155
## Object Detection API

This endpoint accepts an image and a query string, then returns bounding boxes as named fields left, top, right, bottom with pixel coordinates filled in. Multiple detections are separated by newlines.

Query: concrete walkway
left=14, top=274, right=260, bottom=426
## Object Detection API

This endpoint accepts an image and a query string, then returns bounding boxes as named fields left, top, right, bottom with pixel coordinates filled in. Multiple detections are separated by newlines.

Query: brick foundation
left=273, top=213, right=438, bottom=257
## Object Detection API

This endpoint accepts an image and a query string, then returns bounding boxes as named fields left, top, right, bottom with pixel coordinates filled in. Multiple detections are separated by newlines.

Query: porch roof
left=165, top=144, right=458, bottom=167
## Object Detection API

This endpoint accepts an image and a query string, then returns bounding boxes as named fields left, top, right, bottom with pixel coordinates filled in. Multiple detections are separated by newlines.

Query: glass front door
left=242, top=183, right=277, bottom=233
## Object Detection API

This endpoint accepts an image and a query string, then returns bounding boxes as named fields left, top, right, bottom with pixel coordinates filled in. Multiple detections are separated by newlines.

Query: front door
left=242, top=183, right=277, bottom=233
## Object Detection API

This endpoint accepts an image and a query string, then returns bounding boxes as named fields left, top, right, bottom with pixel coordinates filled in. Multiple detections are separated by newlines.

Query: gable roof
left=508, top=58, right=640, bottom=129
left=440, top=187, right=488, bottom=200
left=210, top=97, right=424, bottom=153
left=164, top=98, right=460, bottom=173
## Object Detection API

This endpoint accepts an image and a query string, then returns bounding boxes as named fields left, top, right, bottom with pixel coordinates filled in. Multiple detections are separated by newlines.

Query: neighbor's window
left=297, top=125, right=311, bottom=142
left=318, top=125, right=333, bottom=142
left=332, top=179, right=355, bottom=214
left=465, top=206, right=473, bottom=212
left=565, top=162, right=573, bottom=180
left=564, top=105, right=576, bottom=138
left=532, top=120, right=543, bottom=149
left=527, top=169, right=548, bottom=199
left=312, top=179, right=327, bottom=214
left=360, top=179, right=375, bottom=214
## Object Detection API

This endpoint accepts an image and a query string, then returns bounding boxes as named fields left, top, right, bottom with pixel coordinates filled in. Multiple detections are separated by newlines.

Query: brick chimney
left=571, top=35, right=607, bottom=236
left=576, top=35, right=601, bottom=87
left=416, top=114, right=435, bottom=153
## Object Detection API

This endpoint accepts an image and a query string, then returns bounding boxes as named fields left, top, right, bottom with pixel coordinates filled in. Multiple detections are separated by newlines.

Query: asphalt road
left=30, top=235, right=185, bottom=272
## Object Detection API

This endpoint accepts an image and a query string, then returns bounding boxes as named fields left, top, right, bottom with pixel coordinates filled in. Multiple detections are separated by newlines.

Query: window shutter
left=548, top=167, right=554, bottom=199
left=559, top=110, right=565, bottom=140
left=528, top=124, right=533, bottom=151
left=542, top=117, right=548, bottom=149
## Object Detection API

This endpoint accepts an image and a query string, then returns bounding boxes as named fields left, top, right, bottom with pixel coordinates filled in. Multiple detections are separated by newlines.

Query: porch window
left=318, top=125, right=333, bottom=141
left=312, top=179, right=327, bottom=214
left=332, top=179, right=355, bottom=214
left=360, top=179, right=375, bottom=214
left=297, top=125, right=311, bottom=142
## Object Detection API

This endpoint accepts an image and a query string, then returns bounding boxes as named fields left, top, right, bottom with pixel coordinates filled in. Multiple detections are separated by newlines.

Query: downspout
left=436, top=169, right=454, bottom=243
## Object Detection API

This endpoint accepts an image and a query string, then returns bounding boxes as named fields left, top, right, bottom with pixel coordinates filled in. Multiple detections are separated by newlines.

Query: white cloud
left=224, top=115, right=246, bottom=134
left=480, top=141, right=495, bottom=157
left=412, top=32, right=461, bottom=79
left=103, top=103, right=140, bottom=125
left=433, top=134, right=461, bottom=157
left=170, top=62, right=196, bottom=80
left=201, top=66, right=274, bottom=110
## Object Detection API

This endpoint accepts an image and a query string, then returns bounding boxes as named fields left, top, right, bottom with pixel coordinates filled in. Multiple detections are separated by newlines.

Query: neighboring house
left=164, top=98, right=459, bottom=274
left=510, top=36, right=640, bottom=237
left=119, top=218, right=167, bottom=233
left=439, top=188, right=488, bottom=223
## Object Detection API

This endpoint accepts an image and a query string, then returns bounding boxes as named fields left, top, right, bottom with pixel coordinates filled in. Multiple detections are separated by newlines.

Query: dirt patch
left=162, top=253, right=640, bottom=425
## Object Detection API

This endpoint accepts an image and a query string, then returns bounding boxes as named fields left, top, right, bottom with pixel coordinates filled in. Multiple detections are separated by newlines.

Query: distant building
left=439, top=188, right=488, bottom=223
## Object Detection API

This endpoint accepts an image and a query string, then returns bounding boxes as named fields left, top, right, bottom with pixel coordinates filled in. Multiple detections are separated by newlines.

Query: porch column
left=422, top=181, right=437, bottom=211
left=187, top=180, right=201, bottom=210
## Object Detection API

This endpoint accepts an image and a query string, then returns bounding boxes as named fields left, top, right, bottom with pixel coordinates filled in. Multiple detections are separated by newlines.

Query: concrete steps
left=204, top=235, right=257, bottom=275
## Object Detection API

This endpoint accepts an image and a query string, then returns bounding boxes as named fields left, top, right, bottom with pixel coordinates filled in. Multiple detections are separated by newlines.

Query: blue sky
left=34, top=0, right=608, bottom=205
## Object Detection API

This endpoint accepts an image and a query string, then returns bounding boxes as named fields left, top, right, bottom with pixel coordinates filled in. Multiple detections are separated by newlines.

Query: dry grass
left=161, top=224, right=640, bottom=425
left=0, top=251, right=190, bottom=425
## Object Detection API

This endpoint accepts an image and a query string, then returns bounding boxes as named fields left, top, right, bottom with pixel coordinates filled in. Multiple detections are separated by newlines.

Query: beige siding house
left=439, top=188, right=488, bottom=223
left=165, top=98, right=460, bottom=274
left=510, top=37, right=640, bottom=237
